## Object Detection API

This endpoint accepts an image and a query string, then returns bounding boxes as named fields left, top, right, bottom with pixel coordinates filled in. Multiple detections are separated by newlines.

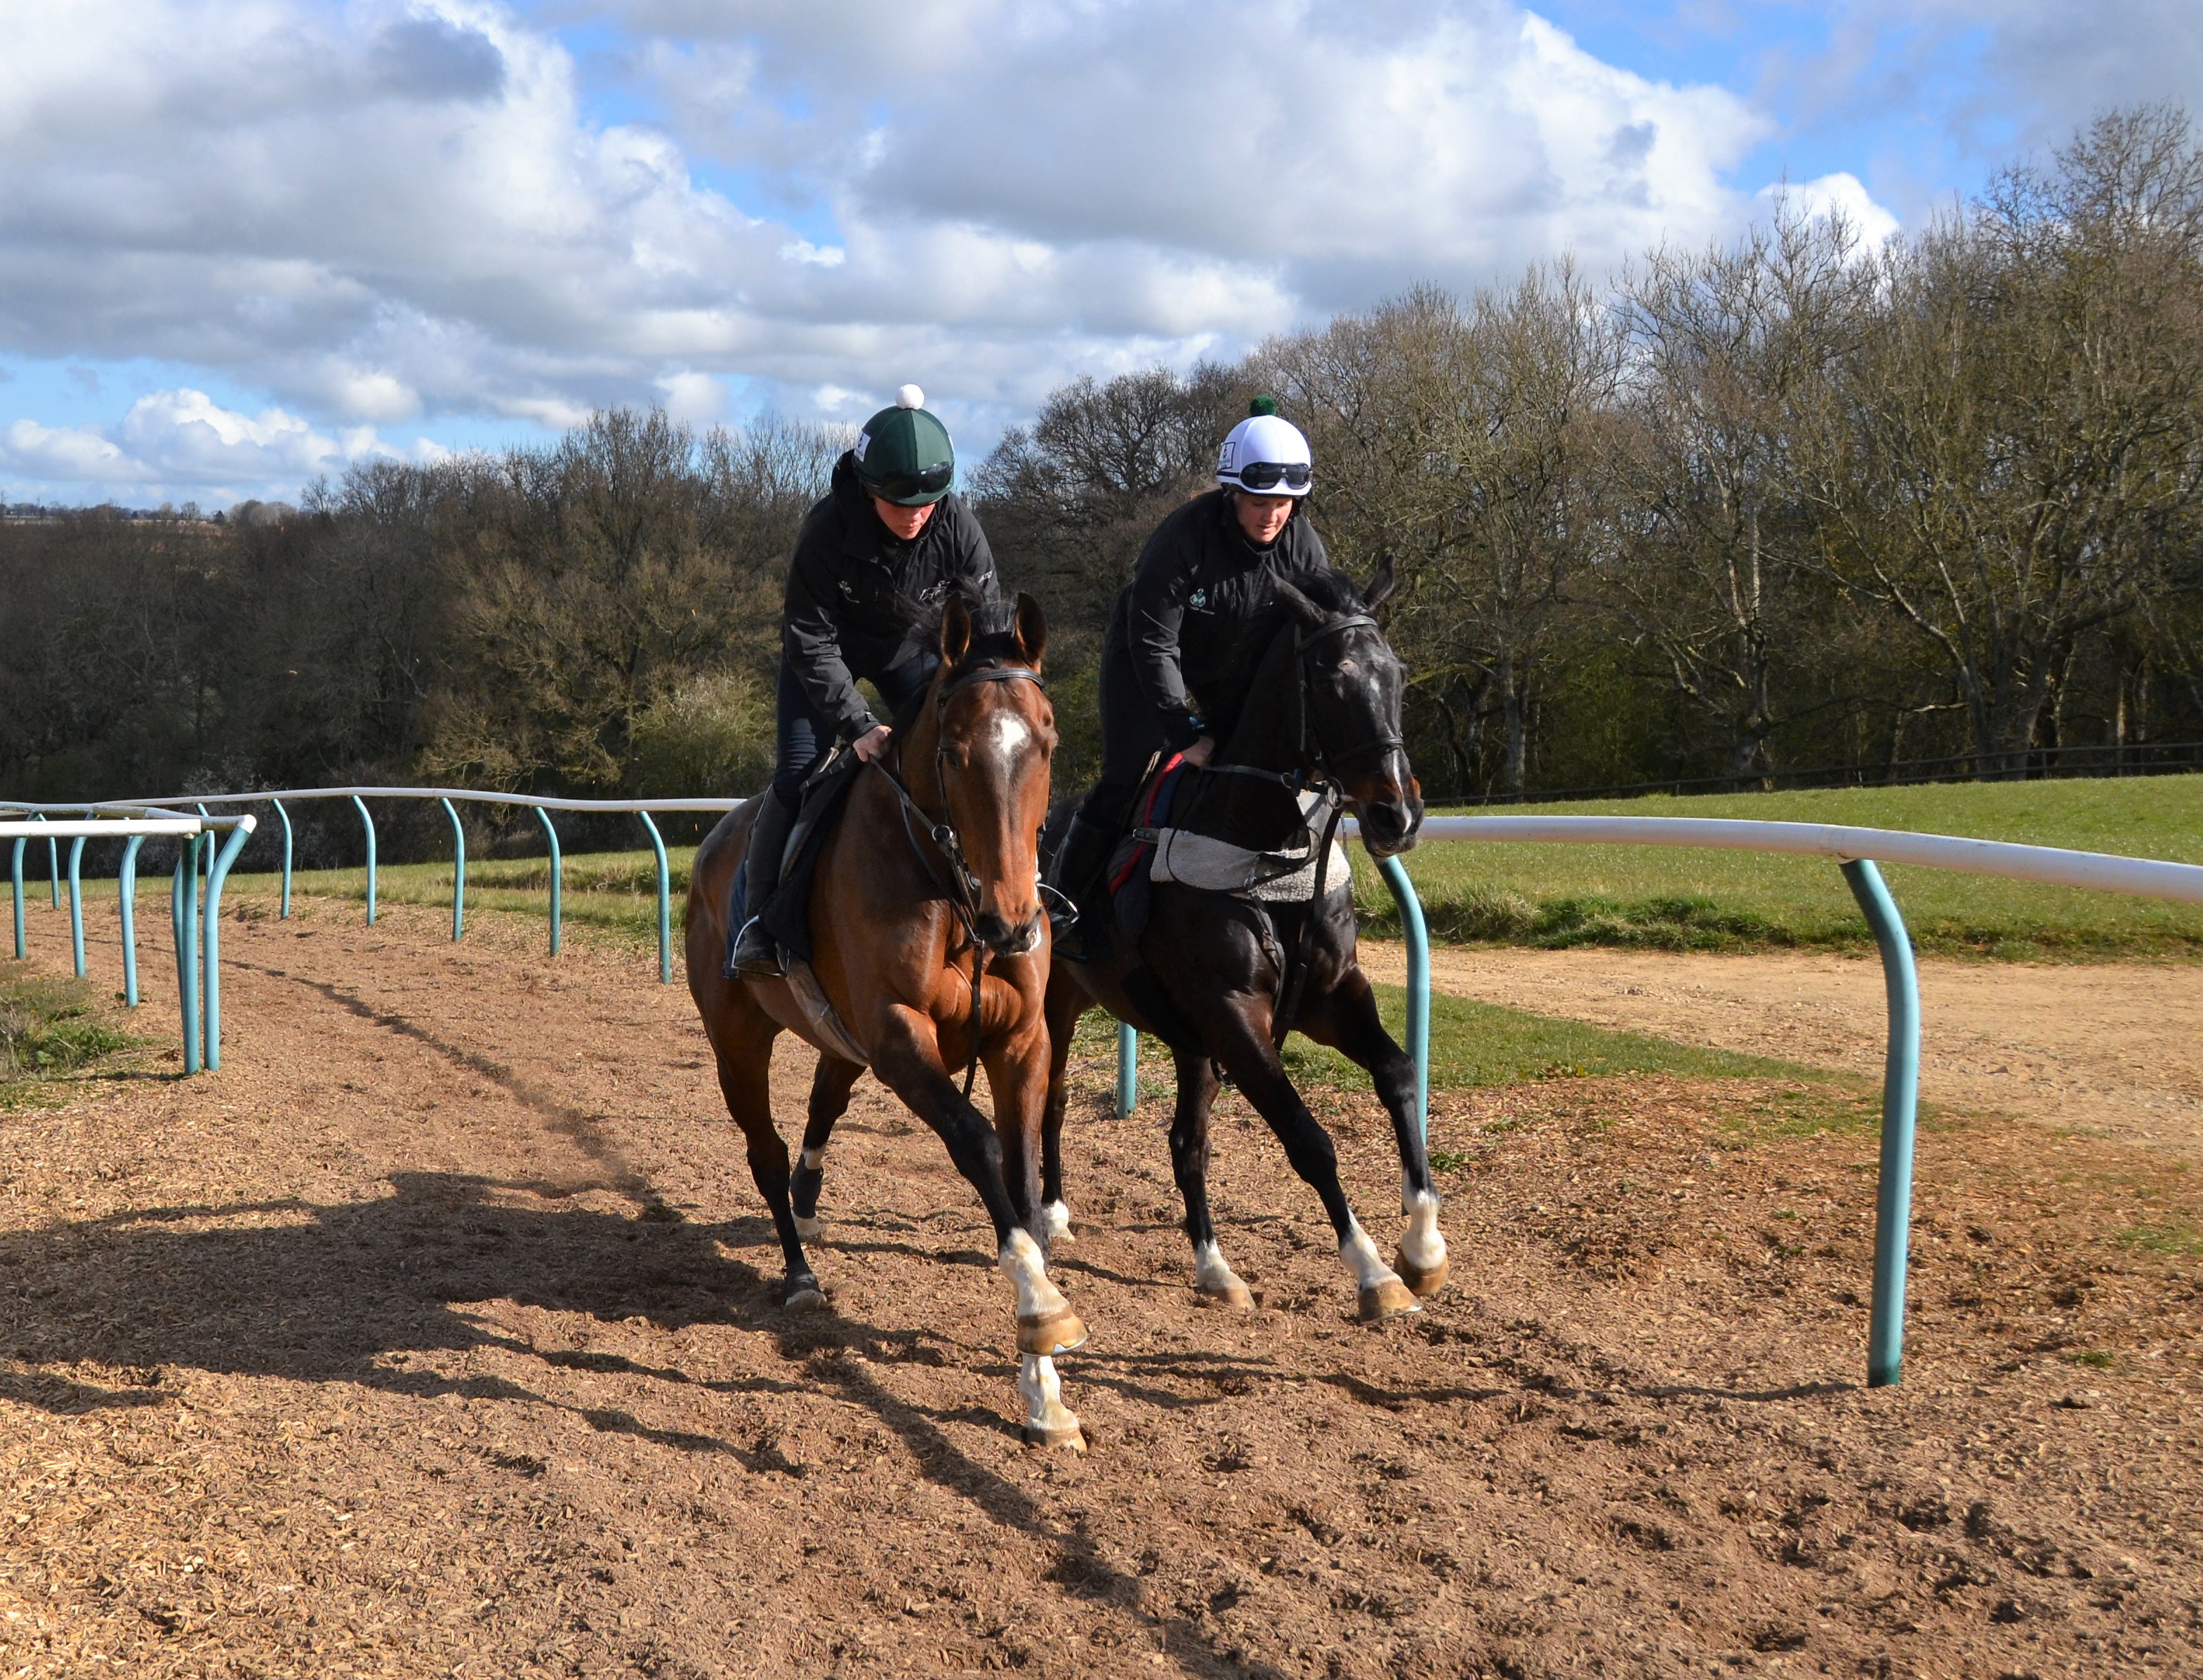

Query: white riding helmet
left=1215, top=397, right=1314, bottom=497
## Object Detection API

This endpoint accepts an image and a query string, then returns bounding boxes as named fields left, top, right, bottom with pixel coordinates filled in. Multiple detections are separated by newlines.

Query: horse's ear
left=940, top=595, right=972, bottom=665
left=1271, top=577, right=1327, bottom=628
left=1013, top=592, right=1047, bottom=668
left=1365, top=553, right=1398, bottom=612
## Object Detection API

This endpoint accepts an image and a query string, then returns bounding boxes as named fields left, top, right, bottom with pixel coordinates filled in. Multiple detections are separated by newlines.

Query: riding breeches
left=772, top=654, right=937, bottom=803
left=1078, top=623, right=1176, bottom=828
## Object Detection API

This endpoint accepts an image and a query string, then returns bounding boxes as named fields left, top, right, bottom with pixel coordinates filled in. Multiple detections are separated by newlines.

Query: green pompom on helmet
left=855, top=384, right=955, bottom=505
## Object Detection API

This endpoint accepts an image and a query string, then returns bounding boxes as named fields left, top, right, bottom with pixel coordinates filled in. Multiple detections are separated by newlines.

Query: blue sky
left=2, top=0, right=2197, bottom=508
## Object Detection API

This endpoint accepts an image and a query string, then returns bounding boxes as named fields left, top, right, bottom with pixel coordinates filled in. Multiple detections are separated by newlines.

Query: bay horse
left=1040, top=564, right=1445, bottom=1323
left=686, top=591, right=1089, bottom=1448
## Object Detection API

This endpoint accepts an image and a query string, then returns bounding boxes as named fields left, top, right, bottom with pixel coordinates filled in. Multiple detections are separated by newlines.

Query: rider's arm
left=782, top=531, right=881, bottom=742
left=1124, top=520, right=1207, bottom=752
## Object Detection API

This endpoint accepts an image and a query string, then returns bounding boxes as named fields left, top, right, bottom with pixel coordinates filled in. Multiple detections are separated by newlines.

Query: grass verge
left=1, top=965, right=141, bottom=1109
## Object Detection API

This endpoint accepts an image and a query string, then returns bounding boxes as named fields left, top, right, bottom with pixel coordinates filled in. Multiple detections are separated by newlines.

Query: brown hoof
left=1196, top=1279, right=1256, bottom=1312
left=1393, top=1250, right=1449, bottom=1298
left=1357, top=1278, right=1421, bottom=1322
left=1017, top=1311, right=1088, bottom=1356
left=1021, top=1422, right=1087, bottom=1452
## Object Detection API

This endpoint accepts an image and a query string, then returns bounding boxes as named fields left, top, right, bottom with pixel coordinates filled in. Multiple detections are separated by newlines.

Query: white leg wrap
left=1399, top=1184, right=1446, bottom=1272
left=1339, top=1219, right=1400, bottom=1291
left=1193, top=1240, right=1245, bottom=1295
left=1018, top=1355, right=1083, bottom=1443
left=1041, top=1200, right=1073, bottom=1244
left=999, top=1228, right=1069, bottom=1321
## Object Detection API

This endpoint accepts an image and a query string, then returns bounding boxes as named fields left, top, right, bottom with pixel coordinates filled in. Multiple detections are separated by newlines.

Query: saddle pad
left=1149, top=828, right=1354, bottom=903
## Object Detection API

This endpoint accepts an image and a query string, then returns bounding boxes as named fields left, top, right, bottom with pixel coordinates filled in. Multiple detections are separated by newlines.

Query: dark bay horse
left=1040, top=564, right=1446, bottom=1323
left=687, top=592, right=1089, bottom=1447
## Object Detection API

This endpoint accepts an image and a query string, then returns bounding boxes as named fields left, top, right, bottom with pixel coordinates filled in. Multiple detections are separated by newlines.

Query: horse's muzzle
left=977, top=911, right=1045, bottom=957
left=1356, top=795, right=1423, bottom=859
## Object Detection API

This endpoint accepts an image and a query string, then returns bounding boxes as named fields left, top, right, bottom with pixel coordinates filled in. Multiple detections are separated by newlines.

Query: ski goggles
left=864, top=461, right=955, bottom=501
left=1235, top=461, right=1312, bottom=491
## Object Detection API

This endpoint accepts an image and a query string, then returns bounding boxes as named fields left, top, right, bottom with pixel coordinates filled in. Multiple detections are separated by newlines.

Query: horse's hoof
left=1196, top=1279, right=1256, bottom=1312
left=1017, top=1311, right=1088, bottom=1356
left=1357, top=1278, right=1421, bottom=1322
left=793, top=1213, right=825, bottom=1241
left=783, top=1275, right=828, bottom=1311
left=1020, top=1421, right=1087, bottom=1452
left=1393, top=1250, right=1448, bottom=1298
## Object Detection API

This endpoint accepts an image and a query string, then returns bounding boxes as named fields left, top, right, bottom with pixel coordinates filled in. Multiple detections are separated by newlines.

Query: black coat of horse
left=1038, top=563, right=1447, bottom=1320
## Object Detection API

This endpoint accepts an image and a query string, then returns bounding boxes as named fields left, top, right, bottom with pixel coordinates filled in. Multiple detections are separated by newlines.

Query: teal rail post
left=119, top=835, right=145, bottom=1006
left=200, top=820, right=253, bottom=1071
left=66, top=834, right=86, bottom=978
left=441, top=798, right=465, bottom=941
left=1116, top=1024, right=1138, bottom=1119
left=1377, top=852, right=1431, bottom=1145
left=350, top=795, right=377, bottom=925
left=534, top=807, right=562, bottom=955
left=41, top=814, right=57, bottom=908
left=638, top=810, right=671, bottom=983
left=1842, top=858, right=1921, bottom=1388
left=173, top=836, right=202, bottom=1076
left=11, top=836, right=25, bottom=959
left=195, top=804, right=213, bottom=889
left=273, top=798, right=293, bottom=918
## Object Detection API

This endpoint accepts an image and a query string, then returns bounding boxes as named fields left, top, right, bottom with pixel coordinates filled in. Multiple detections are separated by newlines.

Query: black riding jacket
left=781, top=453, right=1000, bottom=739
left=1120, top=489, right=1330, bottom=750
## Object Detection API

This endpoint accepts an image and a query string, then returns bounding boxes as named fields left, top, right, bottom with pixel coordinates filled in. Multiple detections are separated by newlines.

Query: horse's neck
left=895, top=675, right=947, bottom=809
left=1217, top=629, right=1302, bottom=774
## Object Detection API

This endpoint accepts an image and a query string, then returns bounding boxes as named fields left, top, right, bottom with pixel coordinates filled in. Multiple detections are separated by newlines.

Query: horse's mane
left=887, top=585, right=1023, bottom=732
left=1204, top=567, right=1372, bottom=741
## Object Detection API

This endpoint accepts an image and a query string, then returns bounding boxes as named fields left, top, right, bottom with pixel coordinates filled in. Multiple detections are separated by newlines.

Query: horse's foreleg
left=869, top=1003, right=1088, bottom=1359
left=1165, top=1045, right=1252, bottom=1310
left=793, top=1055, right=864, bottom=1241
left=1198, top=1001, right=1418, bottom=1323
left=710, top=1022, right=824, bottom=1310
left=1297, top=969, right=1448, bottom=1298
left=1038, top=973, right=1085, bottom=1246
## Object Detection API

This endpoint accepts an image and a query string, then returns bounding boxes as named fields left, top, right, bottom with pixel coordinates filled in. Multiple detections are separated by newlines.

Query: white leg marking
left=1042, top=1200, right=1073, bottom=1244
left=793, top=1212, right=825, bottom=1241
left=998, top=1228, right=1070, bottom=1322
left=1339, top=1219, right=1401, bottom=1292
left=1398, top=1183, right=1446, bottom=1272
left=799, top=1146, right=827, bottom=1170
left=1193, top=1240, right=1246, bottom=1296
left=1017, top=1355, right=1083, bottom=1446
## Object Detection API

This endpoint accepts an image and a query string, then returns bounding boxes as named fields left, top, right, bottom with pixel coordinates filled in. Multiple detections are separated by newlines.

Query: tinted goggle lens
left=868, top=461, right=955, bottom=499
left=1237, top=461, right=1311, bottom=491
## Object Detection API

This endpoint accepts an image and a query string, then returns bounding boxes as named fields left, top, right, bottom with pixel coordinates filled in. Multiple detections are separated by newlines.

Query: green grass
left=1350, top=776, right=2203, bottom=960
left=1, top=967, right=140, bottom=1107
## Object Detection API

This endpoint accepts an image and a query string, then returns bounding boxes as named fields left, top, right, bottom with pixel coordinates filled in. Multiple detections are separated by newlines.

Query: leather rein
left=869, top=659, right=1048, bottom=1098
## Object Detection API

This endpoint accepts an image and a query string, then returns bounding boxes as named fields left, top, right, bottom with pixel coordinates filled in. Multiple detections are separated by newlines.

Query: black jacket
left=1120, top=489, right=1330, bottom=750
left=781, top=453, right=1000, bottom=738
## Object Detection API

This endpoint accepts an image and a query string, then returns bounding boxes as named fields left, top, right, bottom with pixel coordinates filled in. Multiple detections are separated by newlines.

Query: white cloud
left=1758, top=172, right=1902, bottom=248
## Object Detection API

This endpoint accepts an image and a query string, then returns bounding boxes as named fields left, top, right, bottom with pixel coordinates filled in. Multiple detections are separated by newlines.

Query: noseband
left=872, top=659, right=1049, bottom=1097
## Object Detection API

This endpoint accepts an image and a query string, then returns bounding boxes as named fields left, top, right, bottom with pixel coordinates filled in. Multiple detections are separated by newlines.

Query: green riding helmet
left=855, top=384, right=955, bottom=506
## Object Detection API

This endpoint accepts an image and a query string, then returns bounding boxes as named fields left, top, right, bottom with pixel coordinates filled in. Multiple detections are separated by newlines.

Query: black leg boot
left=1049, top=814, right=1119, bottom=963
left=728, top=788, right=797, bottom=979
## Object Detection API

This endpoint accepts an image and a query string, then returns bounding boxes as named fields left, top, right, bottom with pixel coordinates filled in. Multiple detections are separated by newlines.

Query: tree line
left=6, top=107, right=2203, bottom=864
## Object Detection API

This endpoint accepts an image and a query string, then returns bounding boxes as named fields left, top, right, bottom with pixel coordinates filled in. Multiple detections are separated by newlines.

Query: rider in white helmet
left=1049, top=396, right=1328, bottom=959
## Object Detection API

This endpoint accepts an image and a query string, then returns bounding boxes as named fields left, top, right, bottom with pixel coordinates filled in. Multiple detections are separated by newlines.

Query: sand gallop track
left=3, top=895, right=2199, bottom=1678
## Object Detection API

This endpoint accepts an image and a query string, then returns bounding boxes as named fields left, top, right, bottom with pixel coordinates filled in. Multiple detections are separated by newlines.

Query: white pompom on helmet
left=1215, top=397, right=1314, bottom=497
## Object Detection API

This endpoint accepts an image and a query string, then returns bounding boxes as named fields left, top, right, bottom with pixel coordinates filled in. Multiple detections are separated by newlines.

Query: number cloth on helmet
left=855, top=384, right=957, bottom=506
left=1215, top=395, right=1314, bottom=497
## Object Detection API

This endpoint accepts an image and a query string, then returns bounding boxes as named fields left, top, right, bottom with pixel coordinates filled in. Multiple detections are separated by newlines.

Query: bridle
left=871, top=658, right=1049, bottom=1097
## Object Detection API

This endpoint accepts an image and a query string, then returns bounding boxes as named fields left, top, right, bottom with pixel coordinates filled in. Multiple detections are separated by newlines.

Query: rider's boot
left=1049, top=814, right=1118, bottom=963
left=728, top=788, right=796, bottom=979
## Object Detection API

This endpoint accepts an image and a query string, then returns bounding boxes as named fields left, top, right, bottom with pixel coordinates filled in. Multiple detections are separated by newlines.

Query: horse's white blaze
left=1193, top=1239, right=1246, bottom=1297
left=1041, top=1200, right=1073, bottom=1244
left=1399, top=1181, right=1445, bottom=1271
left=1339, top=1219, right=1401, bottom=1291
left=986, top=710, right=1033, bottom=764
left=1018, top=1354, right=1080, bottom=1438
left=800, top=1146, right=827, bottom=1170
left=998, top=1227, right=1069, bottom=1321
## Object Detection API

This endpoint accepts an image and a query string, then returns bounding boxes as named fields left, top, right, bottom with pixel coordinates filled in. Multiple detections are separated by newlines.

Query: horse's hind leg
left=1167, top=1044, right=1254, bottom=1311
left=792, top=1055, right=864, bottom=1241
left=1297, top=969, right=1448, bottom=1297
left=712, top=1019, right=826, bottom=1310
left=1037, top=972, right=1084, bottom=1246
left=1196, top=1001, right=1419, bottom=1323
